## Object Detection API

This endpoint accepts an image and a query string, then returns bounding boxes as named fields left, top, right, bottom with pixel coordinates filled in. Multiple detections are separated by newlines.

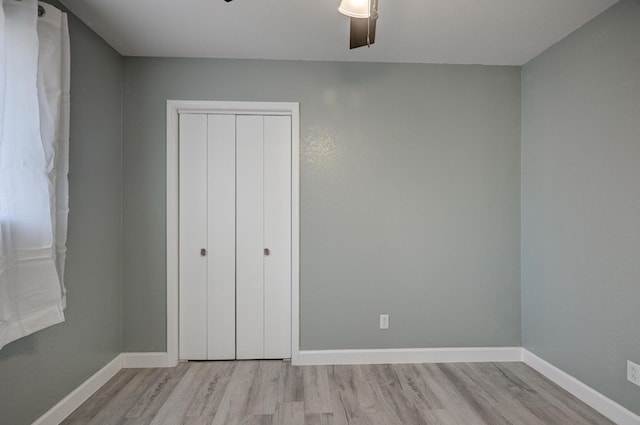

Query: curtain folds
left=0, top=0, right=70, bottom=349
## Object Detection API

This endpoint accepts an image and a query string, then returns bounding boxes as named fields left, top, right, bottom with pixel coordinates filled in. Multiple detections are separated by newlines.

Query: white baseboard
left=522, top=349, right=640, bottom=425
left=32, top=354, right=123, bottom=425
left=294, top=346, right=523, bottom=366
left=122, top=352, right=173, bottom=368
left=31, top=349, right=640, bottom=425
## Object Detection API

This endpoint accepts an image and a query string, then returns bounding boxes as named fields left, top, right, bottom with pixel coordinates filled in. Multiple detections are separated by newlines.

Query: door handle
left=264, top=248, right=271, bottom=256
left=200, top=248, right=207, bottom=257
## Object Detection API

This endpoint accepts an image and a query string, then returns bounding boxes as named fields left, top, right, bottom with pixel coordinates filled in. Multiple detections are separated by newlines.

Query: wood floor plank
left=279, top=362, right=304, bottom=403
left=393, top=365, right=459, bottom=425
left=394, top=363, right=443, bottom=410
left=211, top=361, right=259, bottom=425
left=416, top=363, right=487, bottom=425
left=437, top=362, right=515, bottom=425
left=324, top=366, right=349, bottom=425
left=500, top=362, right=615, bottom=425
left=183, top=361, right=236, bottom=418
left=149, top=361, right=235, bottom=424
left=331, top=365, right=395, bottom=425
left=363, top=364, right=425, bottom=425
left=63, top=360, right=615, bottom=425
left=69, top=368, right=173, bottom=425
left=180, top=418, right=216, bottom=425
left=302, top=365, right=333, bottom=414
left=457, top=362, right=548, bottom=425
left=330, top=365, right=372, bottom=425
left=121, top=363, right=190, bottom=424
left=61, top=368, right=140, bottom=424
left=241, top=414, right=273, bottom=425
left=476, top=362, right=583, bottom=425
left=272, top=401, right=305, bottom=424
left=304, top=413, right=334, bottom=425
left=245, top=361, right=282, bottom=415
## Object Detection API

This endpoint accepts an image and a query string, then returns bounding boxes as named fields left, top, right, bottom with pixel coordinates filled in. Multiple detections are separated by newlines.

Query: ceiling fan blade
left=349, top=16, right=376, bottom=49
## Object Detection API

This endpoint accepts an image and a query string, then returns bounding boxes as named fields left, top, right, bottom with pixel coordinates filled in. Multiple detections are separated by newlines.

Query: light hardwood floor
left=62, top=361, right=614, bottom=425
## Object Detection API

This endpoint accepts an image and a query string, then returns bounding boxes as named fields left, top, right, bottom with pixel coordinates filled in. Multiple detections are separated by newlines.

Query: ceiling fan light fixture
left=338, top=0, right=370, bottom=19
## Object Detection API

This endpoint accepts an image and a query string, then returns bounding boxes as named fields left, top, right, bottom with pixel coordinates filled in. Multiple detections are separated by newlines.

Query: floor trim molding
left=32, top=349, right=640, bottom=425
left=294, top=347, right=523, bottom=366
left=522, top=349, right=640, bottom=425
left=32, top=354, right=123, bottom=425
left=122, top=352, right=174, bottom=368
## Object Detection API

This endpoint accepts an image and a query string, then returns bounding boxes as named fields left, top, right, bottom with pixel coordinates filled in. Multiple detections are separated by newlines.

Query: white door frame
left=166, top=100, right=300, bottom=366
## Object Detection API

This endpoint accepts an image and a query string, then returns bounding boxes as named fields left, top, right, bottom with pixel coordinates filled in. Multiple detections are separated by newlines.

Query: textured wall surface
left=0, top=4, right=123, bottom=425
left=522, top=0, right=640, bottom=415
left=122, top=59, right=522, bottom=352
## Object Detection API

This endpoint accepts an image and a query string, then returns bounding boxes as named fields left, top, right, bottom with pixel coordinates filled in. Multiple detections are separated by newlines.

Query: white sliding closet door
left=179, top=114, right=208, bottom=360
left=263, top=116, right=292, bottom=359
left=179, top=114, right=236, bottom=360
left=179, top=112, right=291, bottom=361
left=236, top=116, right=265, bottom=359
left=236, top=116, right=292, bottom=359
left=206, top=115, right=236, bottom=360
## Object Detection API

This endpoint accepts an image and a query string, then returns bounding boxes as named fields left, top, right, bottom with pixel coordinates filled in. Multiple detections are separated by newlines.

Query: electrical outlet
left=628, top=361, right=640, bottom=387
left=379, top=314, right=389, bottom=330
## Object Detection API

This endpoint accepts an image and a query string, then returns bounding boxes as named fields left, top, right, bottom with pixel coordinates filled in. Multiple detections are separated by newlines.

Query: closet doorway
left=166, top=101, right=300, bottom=365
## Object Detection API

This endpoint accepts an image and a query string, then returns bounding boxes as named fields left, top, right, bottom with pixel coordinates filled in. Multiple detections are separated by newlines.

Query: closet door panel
left=178, top=114, right=208, bottom=360
left=263, top=116, right=292, bottom=359
left=236, top=115, right=265, bottom=359
left=206, top=114, right=236, bottom=360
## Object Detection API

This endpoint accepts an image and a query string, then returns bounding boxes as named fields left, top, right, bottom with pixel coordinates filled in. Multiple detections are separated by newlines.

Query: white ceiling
left=59, top=0, right=618, bottom=65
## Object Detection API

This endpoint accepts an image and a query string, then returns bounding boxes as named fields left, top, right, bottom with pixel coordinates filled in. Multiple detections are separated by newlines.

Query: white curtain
left=0, top=0, right=70, bottom=349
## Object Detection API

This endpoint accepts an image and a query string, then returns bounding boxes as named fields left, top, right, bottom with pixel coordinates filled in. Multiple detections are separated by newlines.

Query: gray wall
left=522, top=0, right=640, bottom=415
left=122, top=59, right=522, bottom=351
left=0, top=5, right=123, bottom=425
